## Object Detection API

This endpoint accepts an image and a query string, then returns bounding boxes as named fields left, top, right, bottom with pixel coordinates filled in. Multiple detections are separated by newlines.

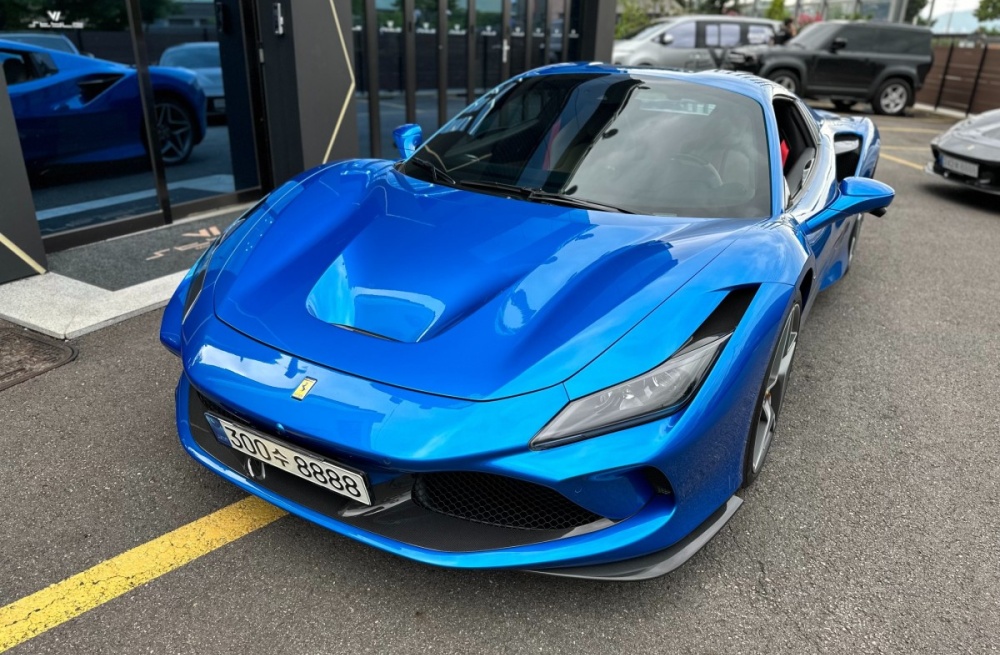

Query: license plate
left=208, top=415, right=371, bottom=505
left=941, top=154, right=979, bottom=178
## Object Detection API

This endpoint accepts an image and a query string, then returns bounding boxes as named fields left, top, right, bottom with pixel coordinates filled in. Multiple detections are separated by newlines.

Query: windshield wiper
left=456, top=180, right=635, bottom=214
left=526, top=190, right=636, bottom=214
left=407, top=157, right=456, bottom=185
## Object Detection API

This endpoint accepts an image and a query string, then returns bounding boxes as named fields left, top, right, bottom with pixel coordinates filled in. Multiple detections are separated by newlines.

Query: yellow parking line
left=880, top=152, right=925, bottom=171
left=0, top=497, right=286, bottom=653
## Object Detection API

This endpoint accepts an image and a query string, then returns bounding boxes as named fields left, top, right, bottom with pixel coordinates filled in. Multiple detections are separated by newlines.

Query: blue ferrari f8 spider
left=1, top=39, right=207, bottom=170
left=161, top=64, right=893, bottom=580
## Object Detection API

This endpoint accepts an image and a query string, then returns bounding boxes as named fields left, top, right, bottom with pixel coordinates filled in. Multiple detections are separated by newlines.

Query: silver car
left=612, top=15, right=779, bottom=70
left=159, top=42, right=225, bottom=116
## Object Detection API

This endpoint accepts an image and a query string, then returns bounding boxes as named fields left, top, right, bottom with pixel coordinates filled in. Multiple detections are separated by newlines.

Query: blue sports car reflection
left=1, top=39, right=206, bottom=170
left=161, top=65, right=893, bottom=579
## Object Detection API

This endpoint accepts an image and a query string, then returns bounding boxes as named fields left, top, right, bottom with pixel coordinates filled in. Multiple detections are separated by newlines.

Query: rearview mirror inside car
left=804, top=177, right=894, bottom=232
left=393, top=123, right=423, bottom=159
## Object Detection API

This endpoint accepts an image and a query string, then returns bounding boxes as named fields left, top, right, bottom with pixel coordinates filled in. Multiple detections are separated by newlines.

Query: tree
left=976, top=0, right=1000, bottom=21
left=616, top=0, right=650, bottom=39
left=765, top=0, right=787, bottom=20
left=904, top=0, right=928, bottom=23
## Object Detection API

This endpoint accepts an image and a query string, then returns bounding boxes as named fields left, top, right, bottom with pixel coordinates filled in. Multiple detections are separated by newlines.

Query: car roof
left=656, top=14, right=778, bottom=23
left=525, top=62, right=788, bottom=106
left=0, top=38, right=54, bottom=54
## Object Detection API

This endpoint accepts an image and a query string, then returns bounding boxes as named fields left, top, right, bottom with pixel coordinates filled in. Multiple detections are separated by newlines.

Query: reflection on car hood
left=214, top=161, right=751, bottom=400
left=937, top=109, right=1000, bottom=163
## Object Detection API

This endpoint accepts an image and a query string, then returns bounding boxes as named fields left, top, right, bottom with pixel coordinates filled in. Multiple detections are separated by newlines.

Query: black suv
left=727, top=21, right=933, bottom=115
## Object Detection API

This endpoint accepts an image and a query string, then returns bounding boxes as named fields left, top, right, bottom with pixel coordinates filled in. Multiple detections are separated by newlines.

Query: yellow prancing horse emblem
left=292, top=377, right=317, bottom=400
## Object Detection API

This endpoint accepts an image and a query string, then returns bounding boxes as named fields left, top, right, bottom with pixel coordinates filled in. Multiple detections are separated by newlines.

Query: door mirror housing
left=804, top=177, right=894, bottom=232
left=659, top=32, right=674, bottom=46
left=393, top=123, right=423, bottom=159
left=829, top=37, right=847, bottom=52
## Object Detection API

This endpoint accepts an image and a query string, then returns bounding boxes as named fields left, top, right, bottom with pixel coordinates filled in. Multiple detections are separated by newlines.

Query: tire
left=153, top=96, right=196, bottom=165
left=742, top=291, right=802, bottom=488
left=872, top=78, right=911, bottom=116
left=767, top=69, right=800, bottom=95
left=832, top=100, right=856, bottom=112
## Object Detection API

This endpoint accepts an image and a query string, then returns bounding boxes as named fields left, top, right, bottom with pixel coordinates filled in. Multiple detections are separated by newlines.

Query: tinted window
left=834, top=25, right=880, bottom=52
left=160, top=45, right=221, bottom=68
left=624, top=20, right=673, bottom=41
left=703, top=23, right=741, bottom=47
left=787, top=22, right=840, bottom=49
left=872, top=28, right=931, bottom=54
left=665, top=21, right=696, bottom=48
left=747, top=24, right=774, bottom=45
left=400, top=74, right=771, bottom=218
left=0, top=51, right=36, bottom=86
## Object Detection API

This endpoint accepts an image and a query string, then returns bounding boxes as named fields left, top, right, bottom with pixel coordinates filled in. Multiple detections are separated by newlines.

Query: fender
left=758, top=58, right=809, bottom=87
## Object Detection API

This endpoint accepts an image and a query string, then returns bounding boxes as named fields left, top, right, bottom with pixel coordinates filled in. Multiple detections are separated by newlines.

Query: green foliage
left=0, top=0, right=178, bottom=30
left=765, top=0, right=787, bottom=21
left=616, top=0, right=650, bottom=39
left=976, top=0, right=1000, bottom=22
left=904, top=0, right=928, bottom=23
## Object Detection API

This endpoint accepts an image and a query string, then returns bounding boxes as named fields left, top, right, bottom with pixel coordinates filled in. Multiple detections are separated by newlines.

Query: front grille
left=412, top=472, right=603, bottom=531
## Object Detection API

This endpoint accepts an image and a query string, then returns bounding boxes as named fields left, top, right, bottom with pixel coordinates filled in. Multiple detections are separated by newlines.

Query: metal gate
left=354, top=0, right=580, bottom=158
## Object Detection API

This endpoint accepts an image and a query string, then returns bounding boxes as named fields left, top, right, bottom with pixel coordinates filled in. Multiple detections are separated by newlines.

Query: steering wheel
left=669, top=153, right=723, bottom=188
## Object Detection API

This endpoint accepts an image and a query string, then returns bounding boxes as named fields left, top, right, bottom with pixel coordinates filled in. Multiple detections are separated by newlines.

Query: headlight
left=530, top=334, right=730, bottom=450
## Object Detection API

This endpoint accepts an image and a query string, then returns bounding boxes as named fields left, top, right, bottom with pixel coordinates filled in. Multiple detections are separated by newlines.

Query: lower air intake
left=412, top=472, right=603, bottom=531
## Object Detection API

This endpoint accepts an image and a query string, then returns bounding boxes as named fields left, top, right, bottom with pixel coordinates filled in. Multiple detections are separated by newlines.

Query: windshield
left=160, top=45, right=220, bottom=68
left=787, top=22, right=840, bottom=49
left=399, top=73, right=771, bottom=219
left=620, top=20, right=673, bottom=41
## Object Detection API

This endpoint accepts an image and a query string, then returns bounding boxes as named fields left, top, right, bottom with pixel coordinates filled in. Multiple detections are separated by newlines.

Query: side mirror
left=804, top=177, right=894, bottom=232
left=392, top=123, right=423, bottom=159
left=659, top=32, right=674, bottom=46
left=829, top=37, right=846, bottom=52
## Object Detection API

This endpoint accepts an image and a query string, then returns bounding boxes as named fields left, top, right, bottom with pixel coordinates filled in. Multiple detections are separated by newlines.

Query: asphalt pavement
left=2, top=109, right=999, bottom=654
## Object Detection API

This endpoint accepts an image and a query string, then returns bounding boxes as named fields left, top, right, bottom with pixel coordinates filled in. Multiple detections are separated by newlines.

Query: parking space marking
left=879, top=153, right=925, bottom=171
left=0, top=497, right=286, bottom=653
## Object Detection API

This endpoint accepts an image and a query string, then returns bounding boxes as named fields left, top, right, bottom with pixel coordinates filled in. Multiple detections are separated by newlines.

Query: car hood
left=937, top=110, right=1000, bottom=163
left=214, top=161, right=751, bottom=401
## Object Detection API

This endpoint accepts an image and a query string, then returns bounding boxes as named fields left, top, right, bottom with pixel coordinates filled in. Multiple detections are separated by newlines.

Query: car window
left=160, top=46, right=221, bottom=68
left=702, top=23, right=742, bottom=47
left=872, top=29, right=931, bottom=54
left=623, top=21, right=673, bottom=41
left=786, top=22, right=840, bottom=49
left=747, top=24, right=774, bottom=45
left=665, top=21, right=696, bottom=48
left=400, top=73, right=771, bottom=219
left=834, top=25, right=880, bottom=52
left=0, top=51, right=37, bottom=86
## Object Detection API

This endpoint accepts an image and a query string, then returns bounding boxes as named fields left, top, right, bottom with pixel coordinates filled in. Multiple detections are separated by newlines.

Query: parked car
left=161, top=64, right=894, bottom=580
left=0, top=32, right=82, bottom=55
left=159, top=42, right=225, bottom=117
left=612, top=15, right=779, bottom=69
left=727, top=21, right=933, bottom=115
left=926, top=109, right=1000, bottom=195
left=0, top=39, right=207, bottom=170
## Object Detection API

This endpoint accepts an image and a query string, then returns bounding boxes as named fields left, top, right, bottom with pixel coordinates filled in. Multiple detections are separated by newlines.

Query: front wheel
left=873, top=79, right=911, bottom=116
left=154, top=97, right=196, bottom=165
left=767, top=70, right=800, bottom=95
left=742, top=292, right=802, bottom=487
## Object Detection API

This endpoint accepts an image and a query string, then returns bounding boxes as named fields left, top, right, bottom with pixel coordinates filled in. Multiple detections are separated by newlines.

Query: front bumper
left=925, top=152, right=1000, bottom=196
left=169, top=294, right=783, bottom=575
